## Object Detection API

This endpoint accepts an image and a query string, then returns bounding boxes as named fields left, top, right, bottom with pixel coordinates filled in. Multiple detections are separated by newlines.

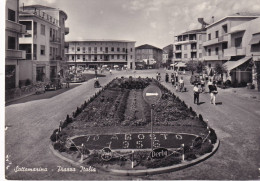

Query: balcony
left=175, top=50, right=182, bottom=53
left=224, top=47, right=246, bottom=57
left=65, top=27, right=69, bottom=35
left=50, top=37, right=61, bottom=44
left=6, top=50, right=26, bottom=59
left=218, top=34, right=228, bottom=43
left=6, top=20, right=26, bottom=34
left=204, top=55, right=219, bottom=61
left=202, top=38, right=219, bottom=47
left=174, top=39, right=197, bottom=45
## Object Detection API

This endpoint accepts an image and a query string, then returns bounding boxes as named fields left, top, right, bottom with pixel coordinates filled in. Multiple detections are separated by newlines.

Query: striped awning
left=223, top=56, right=251, bottom=71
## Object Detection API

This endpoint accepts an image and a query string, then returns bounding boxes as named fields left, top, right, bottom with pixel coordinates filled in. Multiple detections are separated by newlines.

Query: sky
left=18, top=0, right=260, bottom=48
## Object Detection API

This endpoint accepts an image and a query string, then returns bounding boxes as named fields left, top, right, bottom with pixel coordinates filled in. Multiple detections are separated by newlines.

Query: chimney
left=212, top=16, right=215, bottom=23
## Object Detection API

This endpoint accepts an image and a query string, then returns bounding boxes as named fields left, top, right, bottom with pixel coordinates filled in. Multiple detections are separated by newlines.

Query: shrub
left=53, top=142, right=66, bottom=152
left=144, top=155, right=182, bottom=168
left=50, top=129, right=59, bottom=142
left=197, top=140, right=213, bottom=155
left=209, top=128, right=217, bottom=144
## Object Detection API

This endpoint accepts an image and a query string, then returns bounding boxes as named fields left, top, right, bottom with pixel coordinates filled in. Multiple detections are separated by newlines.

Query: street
left=5, top=69, right=260, bottom=180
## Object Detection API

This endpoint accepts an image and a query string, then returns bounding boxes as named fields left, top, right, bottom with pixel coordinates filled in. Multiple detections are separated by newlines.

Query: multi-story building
left=135, top=44, right=162, bottom=69
left=162, top=51, right=168, bottom=64
left=64, top=40, right=136, bottom=69
left=18, top=5, right=69, bottom=83
left=162, top=44, right=174, bottom=65
left=202, top=12, right=259, bottom=73
left=173, top=28, right=206, bottom=64
left=221, top=17, right=260, bottom=87
left=5, top=0, right=26, bottom=90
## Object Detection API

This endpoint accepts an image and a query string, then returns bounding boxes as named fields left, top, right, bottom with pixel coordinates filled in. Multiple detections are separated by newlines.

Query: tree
left=196, top=61, right=206, bottom=74
left=186, top=60, right=197, bottom=75
left=214, top=63, right=228, bottom=82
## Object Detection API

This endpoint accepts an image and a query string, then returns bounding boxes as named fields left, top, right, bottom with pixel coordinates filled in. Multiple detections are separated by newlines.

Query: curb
left=49, top=139, right=220, bottom=176
left=5, top=92, right=36, bottom=105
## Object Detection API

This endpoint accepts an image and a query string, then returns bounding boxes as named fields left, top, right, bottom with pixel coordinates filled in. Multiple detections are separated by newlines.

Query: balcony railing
left=50, top=37, right=61, bottom=43
left=6, top=20, right=26, bottom=34
left=65, top=27, right=69, bottom=35
left=218, top=35, right=228, bottom=42
left=202, top=38, right=219, bottom=47
left=6, top=50, right=26, bottom=59
left=174, top=39, right=197, bottom=45
left=224, top=47, right=246, bottom=57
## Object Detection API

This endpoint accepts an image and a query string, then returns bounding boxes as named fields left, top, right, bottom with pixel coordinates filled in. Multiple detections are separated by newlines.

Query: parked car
left=190, top=75, right=201, bottom=85
left=45, top=78, right=63, bottom=91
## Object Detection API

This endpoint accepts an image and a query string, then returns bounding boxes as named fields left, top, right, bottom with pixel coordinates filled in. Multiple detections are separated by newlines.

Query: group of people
left=193, top=79, right=218, bottom=105
left=157, top=71, right=186, bottom=92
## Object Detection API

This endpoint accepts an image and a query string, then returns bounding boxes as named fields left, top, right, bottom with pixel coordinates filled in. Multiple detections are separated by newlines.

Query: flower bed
left=50, top=77, right=218, bottom=170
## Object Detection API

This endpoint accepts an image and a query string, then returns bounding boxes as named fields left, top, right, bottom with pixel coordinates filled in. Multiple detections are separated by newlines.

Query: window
left=111, top=47, right=114, bottom=51
left=199, top=53, right=202, bottom=58
left=41, top=24, right=45, bottom=35
left=208, top=49, right=211, bottom=56
left=117, top=55, right=120, bottom=59
left=123, top=48, right=125, bottom=52
left=8, top=9, right=15, bottom=22
left=8, top=36, right=16, bottom=50
left=33, top=22, right=37, bottom=36
left=235, top=37, right=242, bottom=48
left=72, top=55, right=74, bottom=61
left=123, top=55, right=125, bottom=59
left=77, top=55, right=80, bottom=59
left=111, top=55, right=114, bottom=59
left=215, top=47, right=219, bottom=55
left=77, top=47, right=80, bottom=51
left=208, top=63, right=211, bottom=68
left=222, top=24, right=228, bottom=34
left=131, top=55, right=133, bottom=59
left=88, top=47, right=91, bottom=52
left=117, top=47, right=120, bottom=52
left=40, top=45, right=45, bottom=55
left=83, top=47, right=86, bottom=52
left=88, top=55, right=91, bottom=60
left=83, top=55, right=85, bottom=61
left=100, top=47, right=102, bottom=51
left=208, top=33, right=211, bottom=40
left=215, top=31, right=219, bottom=38
left=105, top=47, right=108, bottom=53
left=94, top=47, right=97, bottom=53
left=72, top=47, right=74, bottom=51
left=184, top=54, right=187, bottom=58
left=131, top=48, right=133, bottom=52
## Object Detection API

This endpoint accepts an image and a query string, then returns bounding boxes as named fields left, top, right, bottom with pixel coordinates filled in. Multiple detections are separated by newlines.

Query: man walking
left=209, top=81, right=218, bottom=105
left=193, top=83, right=200, bottom=105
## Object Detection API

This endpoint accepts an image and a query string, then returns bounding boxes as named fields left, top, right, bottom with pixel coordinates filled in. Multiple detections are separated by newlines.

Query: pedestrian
left=207, top=79, right=213, bottom=93
left=156, top=72, right=159, bottom=81
left=110, top=69, right=112, bottom=75
left=200, top=78, right=205, bottom=92
left=193, top=83, right=200, bottom=105
left=209, top=81, right=218, bottom=105
left=158, top=73, right=161, bottom=81
left=165, top=73, right=169, bottom=83
left=171, top=73, right=175, bottom=83
left=171, top=77, right=175, bottom=86
left=179, top=77, right=184, bottom=92
left=175, top=71, right=179, bottom=83
left=65, top=76, right=70, bottom=88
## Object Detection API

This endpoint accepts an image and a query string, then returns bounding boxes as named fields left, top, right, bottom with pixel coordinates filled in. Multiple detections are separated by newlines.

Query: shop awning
left=175, top=62, right=187, bottom=67
left=223, top=56, right=251, bottom=71
left=249, top=33, right=260, bottom=45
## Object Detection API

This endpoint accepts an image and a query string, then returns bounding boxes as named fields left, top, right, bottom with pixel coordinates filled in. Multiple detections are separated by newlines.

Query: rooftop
left=206, top=12, right=260, bottom=28
left=176, top=28, right=206, bottom=36
left=135, top=44, right=162, bottom=50
left=66, top=39, right=136, bottom=43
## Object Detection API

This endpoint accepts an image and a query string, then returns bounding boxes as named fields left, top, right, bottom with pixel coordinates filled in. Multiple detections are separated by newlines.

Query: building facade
left=135, top=44, right=162, bottom=69
left=18, top=5, right=69, bottom=83
left=173, top=29, right=206, bottom=63
left=202, top=13, right=259, bottom=72
left=221, top=17, right=260, bottom=87
left=162, top=44, right=174, bottom=65
left=5, top=0, right=26, bottom=90
left=64, top=40, right=136, bottom=69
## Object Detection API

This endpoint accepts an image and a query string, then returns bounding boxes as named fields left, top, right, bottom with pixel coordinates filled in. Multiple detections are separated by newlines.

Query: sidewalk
left=221, top=87, right=260, bottom=102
